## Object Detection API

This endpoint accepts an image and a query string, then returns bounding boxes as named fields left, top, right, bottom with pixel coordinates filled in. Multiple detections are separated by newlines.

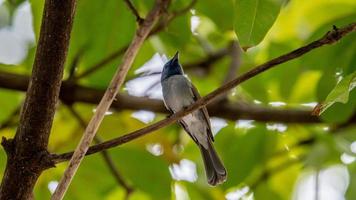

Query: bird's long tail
left=198, top=140, right=227, bottom=186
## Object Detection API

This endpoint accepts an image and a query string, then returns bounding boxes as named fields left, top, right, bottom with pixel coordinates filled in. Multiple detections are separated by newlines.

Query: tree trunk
left=0, top=0, right=76, bottom=199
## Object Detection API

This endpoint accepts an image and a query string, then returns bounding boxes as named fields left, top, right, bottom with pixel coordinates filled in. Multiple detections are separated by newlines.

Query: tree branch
left=51, top=23, right=356, bottom=163
left=123, top=0, right=144, bottom=24
left=223, top=41, right=241, bottom=84
left=0, top=71, right=321, bottom=123
left=0, top=0, right=77, bottom=199
left=184, top=47, right=230, bottom=70
left=215, top=41, right=241, bottom=102
left=73, top=46, right=127, bottom=80
left=51, top=1, right=169, bottom=199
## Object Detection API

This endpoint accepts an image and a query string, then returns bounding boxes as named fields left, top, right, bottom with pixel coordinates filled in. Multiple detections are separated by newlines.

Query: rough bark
left=0, top=0, right=76, bottom=199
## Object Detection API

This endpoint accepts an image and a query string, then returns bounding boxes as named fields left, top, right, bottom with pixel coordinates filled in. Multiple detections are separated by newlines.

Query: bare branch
left=184, top=47, right=230, bottom=70
left=51, top=1, right=170, bottom=199
left=52, top=23, right=356, bottom=163
left=67, top=45, right=87, bottom=80
left=123, top=0, right=144, bottom=24
left=74, top=46, right=127, bottom=80
left=214, top=41, right=241, bottom=102
left=0, top=70, right=322, bottom=123
left=223, top=41, right=241, bottom=84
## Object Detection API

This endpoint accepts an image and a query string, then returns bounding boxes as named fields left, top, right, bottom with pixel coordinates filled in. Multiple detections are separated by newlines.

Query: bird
left=161, top=51, right=227, bottom=186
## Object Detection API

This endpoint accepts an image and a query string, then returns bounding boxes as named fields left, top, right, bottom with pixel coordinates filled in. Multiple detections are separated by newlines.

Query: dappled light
left=293, top=165, right=350, bottom=200
left=0, top=0, right=355, bottom=199
left=169, top=159, right=198, bottom=183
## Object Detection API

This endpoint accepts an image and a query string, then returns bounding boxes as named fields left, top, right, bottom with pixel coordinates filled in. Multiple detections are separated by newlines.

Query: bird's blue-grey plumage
left=161, top=52, right=227, bottom=186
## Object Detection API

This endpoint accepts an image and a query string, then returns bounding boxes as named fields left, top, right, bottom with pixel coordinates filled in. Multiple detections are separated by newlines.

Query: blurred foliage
left=315, top=72, right=356, bottom=115
left=0, top=0, right=356, bottom=199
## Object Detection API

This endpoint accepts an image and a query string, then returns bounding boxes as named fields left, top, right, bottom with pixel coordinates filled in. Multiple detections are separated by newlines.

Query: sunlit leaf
left=314, top=71, right=356, bottom=115
left=234, top=0, right=282, bottom=48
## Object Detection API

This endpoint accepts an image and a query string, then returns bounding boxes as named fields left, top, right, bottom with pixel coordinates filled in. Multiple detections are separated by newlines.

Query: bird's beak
left=172, top=51, right=179, bottom=61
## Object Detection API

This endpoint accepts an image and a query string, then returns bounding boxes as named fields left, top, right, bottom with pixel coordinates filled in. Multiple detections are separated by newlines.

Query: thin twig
left=184, top=47, right=230, bottom=70
left=66, top=106, right=133, bottom=196
left=196, top=36, right=214, bottom=54
left=50, top=1, right=169, bottom=199
left=74, top=46, right=127, bottom=80
left=99, top=145, right=134, bottom=200
left=67, top=45, right=87, bottom=81
left=215, top=41, right=241, bottom=102
left=223, top=41, right=241, bottom=84
left=52, top=23, right=356, bottom=163
left=123, top=0, right=144, bottom=24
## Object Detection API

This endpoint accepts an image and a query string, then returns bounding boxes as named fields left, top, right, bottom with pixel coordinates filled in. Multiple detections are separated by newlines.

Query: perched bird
left=161, top=52, right=227, bottom=186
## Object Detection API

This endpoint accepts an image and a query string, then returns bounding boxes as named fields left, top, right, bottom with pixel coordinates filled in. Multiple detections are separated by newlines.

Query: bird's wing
left=188, top=82, right=214, bottom=141
left=179, top=120, right=199, bottom=144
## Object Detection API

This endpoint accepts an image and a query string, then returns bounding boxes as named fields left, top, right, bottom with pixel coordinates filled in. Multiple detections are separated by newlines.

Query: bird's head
left=161, top=51, right=184, bottom=81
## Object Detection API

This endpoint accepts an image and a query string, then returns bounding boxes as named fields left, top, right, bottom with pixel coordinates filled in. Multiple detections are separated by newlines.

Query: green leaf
left=305, top=134, right=341, bottom=168
left=234, top=0, right=282, bottom=48
left=157, top=14, right=192, bottom=50
left=0, top=89, right=22, bottom=122
left=215, top=125, right=271, bottom=188
left=69, top=0, right=136, bottom=88
left=320, top=89, right=356, bottom=123
left=110, top=148, right=172, bottom=200
left=29, top=0, right=44, bottom=40
left=255, top=182, right=283, bottom=200
left=195, top=0, right=234, bottom=31
left=315, top=71, right=356, bottom=115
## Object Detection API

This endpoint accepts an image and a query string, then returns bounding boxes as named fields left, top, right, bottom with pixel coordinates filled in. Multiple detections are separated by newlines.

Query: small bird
left=161, top=52, right=227, bottom=186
